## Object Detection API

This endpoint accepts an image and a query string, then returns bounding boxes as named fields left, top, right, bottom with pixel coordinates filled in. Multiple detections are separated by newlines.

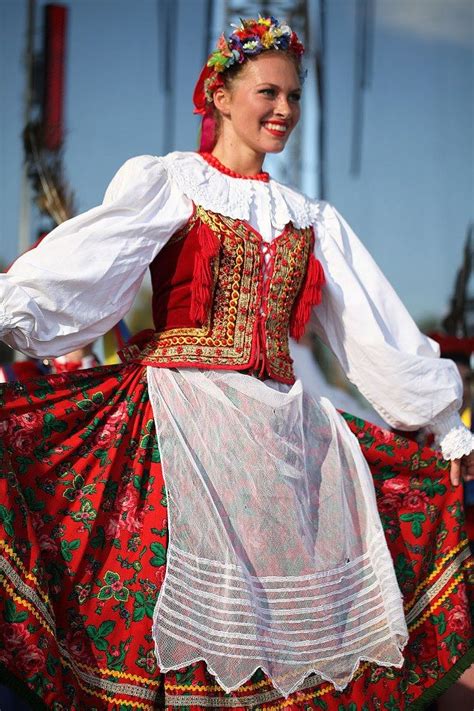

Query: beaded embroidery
left=132, top=206, right=320, bottom=384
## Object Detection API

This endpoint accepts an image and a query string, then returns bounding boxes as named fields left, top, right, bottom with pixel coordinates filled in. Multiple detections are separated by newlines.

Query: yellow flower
left=262, top=31, right=274, bottom=48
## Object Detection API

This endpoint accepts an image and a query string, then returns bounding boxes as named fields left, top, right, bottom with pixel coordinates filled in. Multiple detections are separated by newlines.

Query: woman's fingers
left=450, top=453, right=474, bottom=485
left=450, top=459, right=462, bottom=486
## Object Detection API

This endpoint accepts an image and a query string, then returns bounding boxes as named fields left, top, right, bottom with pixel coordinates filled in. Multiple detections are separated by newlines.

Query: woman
left=0, top=17, right=472, bottom=711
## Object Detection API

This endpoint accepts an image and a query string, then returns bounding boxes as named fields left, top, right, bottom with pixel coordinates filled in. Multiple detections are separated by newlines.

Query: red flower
left=448, top=606, right=469, bottom=633
left=16, top=645, right=45, bottom=675
left=378, top=494, right=402, bottom=513
left=384, top=479, right=410, bottom=495
left=120, top=488, right=139, bottom=512
left=402, top=491, right=429, bottom=510
left=95, top=422, right=117, bottom=448
left=67, top=630, right=94, bottom=664
left=155, top=566, right=166, bottom=587
left=11, top=412, right=41, bottom=431
left=2, top=622, right=30, bottom=650
left=0, top=649, right=11, bottom=666
left=9, top=429, right=36, bottom=453
left=109, top=401, right=128, bottom=425
left=38, top=533, right=58, bottom=553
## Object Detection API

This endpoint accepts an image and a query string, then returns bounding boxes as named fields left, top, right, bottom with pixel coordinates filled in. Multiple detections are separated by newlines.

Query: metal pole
left=18, top=0, right=36, bottom=254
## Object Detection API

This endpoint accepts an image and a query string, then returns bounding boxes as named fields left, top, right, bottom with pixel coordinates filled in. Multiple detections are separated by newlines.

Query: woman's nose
left=274, top=96, right=291, bottom=117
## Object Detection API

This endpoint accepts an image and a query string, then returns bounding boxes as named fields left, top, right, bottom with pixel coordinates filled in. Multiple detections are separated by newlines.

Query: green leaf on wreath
left=150, top=542, right=166, bottom=567
left=91, top=392, right=104, bottom=405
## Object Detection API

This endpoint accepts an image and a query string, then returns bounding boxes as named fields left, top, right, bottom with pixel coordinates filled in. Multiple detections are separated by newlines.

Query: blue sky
left=1, top=0, right=473, bottom=324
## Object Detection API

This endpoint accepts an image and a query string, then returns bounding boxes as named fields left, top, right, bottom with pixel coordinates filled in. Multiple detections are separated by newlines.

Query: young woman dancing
left=0, top=16, right=472, bottom=711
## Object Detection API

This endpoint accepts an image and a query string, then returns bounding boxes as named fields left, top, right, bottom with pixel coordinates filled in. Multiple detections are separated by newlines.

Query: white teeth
left=264, top=122, right=287, bottom=133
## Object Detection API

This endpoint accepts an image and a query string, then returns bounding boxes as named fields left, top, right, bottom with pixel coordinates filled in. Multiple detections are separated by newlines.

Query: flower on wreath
left=194, top=16, right=305, bottom=111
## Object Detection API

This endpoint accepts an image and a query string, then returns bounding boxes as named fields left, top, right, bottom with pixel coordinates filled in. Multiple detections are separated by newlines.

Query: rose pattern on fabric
left=0, top=370, right=471, bottom=710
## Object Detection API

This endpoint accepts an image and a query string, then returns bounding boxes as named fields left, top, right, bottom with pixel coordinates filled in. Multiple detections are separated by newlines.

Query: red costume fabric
left=0, top=364, right=472, bottom=710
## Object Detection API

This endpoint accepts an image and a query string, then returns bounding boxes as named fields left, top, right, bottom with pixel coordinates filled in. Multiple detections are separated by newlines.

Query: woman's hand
left=450, top=452, right=474, bottom=486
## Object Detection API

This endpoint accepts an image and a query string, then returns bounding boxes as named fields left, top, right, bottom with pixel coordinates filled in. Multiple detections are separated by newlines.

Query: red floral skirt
left=0, top=364, right=472, bottom=710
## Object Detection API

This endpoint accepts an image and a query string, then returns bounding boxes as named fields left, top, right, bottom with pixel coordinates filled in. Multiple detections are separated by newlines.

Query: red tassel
left=289, top=253, right=325, bottom=340
left=190, top=222, right=221, bottom=324
left=199, top=113, right=218, bottom=152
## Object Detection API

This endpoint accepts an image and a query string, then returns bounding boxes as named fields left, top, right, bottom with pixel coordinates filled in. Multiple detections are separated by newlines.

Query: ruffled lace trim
left=430, top=409, right=474, bottom=460
left=161, top=151, right=321, bottom=230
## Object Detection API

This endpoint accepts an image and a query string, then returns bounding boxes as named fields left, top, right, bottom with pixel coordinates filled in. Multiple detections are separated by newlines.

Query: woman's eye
left=259, top=88, right=276, bottom=97
left=289, top=93, right=301, bottom=103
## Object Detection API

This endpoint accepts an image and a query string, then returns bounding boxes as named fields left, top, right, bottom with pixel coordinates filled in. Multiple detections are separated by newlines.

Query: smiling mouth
left=262, top=122, right=288, bottom=137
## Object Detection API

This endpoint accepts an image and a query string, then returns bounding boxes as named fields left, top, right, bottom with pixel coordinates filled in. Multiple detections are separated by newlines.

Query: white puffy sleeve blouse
left=0, top=151, right=471, bottom=460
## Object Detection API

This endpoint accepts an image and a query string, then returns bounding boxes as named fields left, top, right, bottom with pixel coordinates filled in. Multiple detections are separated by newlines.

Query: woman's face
left=214, top=52, right=301, bottom=157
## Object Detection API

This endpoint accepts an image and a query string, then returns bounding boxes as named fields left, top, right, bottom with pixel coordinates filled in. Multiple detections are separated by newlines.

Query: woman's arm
left=0, top=155, right=191, bottom=358
left=311, top=202, right=474, bottom=476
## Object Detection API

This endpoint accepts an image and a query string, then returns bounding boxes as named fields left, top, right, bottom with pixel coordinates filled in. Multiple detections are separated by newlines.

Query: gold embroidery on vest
left=134, top=207, right=314, bottom=383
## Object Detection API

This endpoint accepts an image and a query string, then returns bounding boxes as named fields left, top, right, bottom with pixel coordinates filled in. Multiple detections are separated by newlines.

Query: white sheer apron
left=147, top=367, right=408, bottom=697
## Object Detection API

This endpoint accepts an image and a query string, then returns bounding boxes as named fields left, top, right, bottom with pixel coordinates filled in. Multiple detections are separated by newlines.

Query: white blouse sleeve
left=0, top=155, right=191, bottom=358
left=312, top=202, right=473, bottom=460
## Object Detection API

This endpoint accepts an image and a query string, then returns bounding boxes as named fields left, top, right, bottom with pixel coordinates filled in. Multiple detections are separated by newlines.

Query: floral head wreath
left=193, top=16, right=305, bottom=119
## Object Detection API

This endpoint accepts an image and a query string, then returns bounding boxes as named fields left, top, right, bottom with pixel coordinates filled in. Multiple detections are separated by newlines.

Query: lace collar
left=160, top=151, right=321, bottom=230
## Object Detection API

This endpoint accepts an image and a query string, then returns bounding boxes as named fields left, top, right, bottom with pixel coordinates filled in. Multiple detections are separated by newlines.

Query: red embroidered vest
left=127, top=205, right=324, bottom=384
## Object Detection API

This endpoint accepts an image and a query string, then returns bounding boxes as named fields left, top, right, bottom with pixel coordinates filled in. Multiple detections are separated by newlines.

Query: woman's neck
left=211, top=141, right=265, bottom=177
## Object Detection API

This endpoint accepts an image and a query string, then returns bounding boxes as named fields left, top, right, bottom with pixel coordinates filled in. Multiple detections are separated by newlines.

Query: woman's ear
left=213, top=86, right=231, bottom=116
